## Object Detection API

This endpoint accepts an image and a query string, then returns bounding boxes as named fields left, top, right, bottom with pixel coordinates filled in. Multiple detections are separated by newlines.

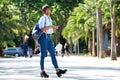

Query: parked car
left=3, top=47, right=22, bottom=57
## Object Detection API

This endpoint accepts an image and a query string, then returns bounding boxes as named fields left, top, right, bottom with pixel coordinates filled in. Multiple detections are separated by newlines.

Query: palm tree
left=110, top=0, right=117, bottom=60
left=92, top=28, right=96, bottom=57
left=96, top=0, right=105, bottom=58
left=62, top=2, right=96, bottom=55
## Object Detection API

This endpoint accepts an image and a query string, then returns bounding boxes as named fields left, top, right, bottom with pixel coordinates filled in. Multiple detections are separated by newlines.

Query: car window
left=7, top=49, right=16, bottom=50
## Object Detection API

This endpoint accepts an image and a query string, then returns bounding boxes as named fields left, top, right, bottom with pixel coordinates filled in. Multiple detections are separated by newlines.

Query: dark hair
left=42, top=5, right=50, bottom=12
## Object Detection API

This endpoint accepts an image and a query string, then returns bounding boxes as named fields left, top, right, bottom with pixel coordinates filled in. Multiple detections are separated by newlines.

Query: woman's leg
left=38, top=36, right=48, bottom=71
left=47, top=39, right=59, bottom=69
left=47, top=39, right=67, bottom=77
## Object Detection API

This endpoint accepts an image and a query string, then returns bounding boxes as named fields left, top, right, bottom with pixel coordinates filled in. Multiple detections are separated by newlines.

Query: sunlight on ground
left=0, top=56, right=120, bottom=80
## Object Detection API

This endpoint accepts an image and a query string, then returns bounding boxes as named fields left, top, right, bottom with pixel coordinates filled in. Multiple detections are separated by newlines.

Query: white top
left=55, top=43, right=63, bottom=53
left=38, top=14, right=53, bottom=34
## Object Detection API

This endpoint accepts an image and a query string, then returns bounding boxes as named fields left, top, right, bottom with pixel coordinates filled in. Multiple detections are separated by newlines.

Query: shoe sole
left=40, top=74, right=49, bottom=78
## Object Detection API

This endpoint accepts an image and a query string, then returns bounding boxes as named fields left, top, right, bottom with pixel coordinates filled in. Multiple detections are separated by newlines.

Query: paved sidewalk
left=0, top=56, right=120, bottom=80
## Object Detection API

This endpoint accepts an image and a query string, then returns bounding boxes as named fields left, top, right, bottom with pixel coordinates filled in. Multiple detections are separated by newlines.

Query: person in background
left=64, top=42, right=70, bottom=56
left=21, top=42, right=28, bottom=58
left=34, top=45, right=40, bottom=54
left=38, top=5, right=67, bottom=78
left=28, top=46, right=33, bottom=58
left=21, top=35, right=29, bottom=58
left=55, top=42, right=63, bottom=56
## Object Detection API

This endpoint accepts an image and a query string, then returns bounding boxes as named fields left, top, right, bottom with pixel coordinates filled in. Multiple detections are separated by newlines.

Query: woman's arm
left=40, top=25, right=58, bottom=31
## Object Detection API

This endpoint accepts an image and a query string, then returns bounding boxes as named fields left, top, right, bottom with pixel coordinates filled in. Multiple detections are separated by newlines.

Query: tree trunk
left=96, top=20, right=99, bottom=57
left=96, top=0, right=104, bottom=58
left=92, top=28, right=96, bottom=57
left=70, top=37, right=73, bottom=54
left=0, top=46, right=3, bottom=57
left=110, top=0, right=117, bottom=60
left=88, top=38, right=92, bottom=56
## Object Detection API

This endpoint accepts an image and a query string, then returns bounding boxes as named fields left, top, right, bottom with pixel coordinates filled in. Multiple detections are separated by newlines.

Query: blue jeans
left=38, top=34, right=59, bottom=70
left=24, top=51, right=28, bottom=57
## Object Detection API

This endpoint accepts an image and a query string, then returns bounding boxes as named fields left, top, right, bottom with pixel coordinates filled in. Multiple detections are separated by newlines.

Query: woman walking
left=38, top=5, right=67, bottom=78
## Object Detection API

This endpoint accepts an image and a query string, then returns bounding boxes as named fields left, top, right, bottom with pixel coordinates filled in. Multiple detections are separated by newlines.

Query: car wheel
left=15, top=54, right=18, bottom=57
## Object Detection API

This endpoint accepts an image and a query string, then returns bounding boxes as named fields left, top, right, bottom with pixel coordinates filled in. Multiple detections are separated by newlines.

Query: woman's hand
left=52, top=26, right=58, bottom=30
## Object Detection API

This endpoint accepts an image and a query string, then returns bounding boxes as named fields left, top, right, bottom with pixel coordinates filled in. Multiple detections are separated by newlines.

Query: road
left=0, top=56, right=120, bottom=80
